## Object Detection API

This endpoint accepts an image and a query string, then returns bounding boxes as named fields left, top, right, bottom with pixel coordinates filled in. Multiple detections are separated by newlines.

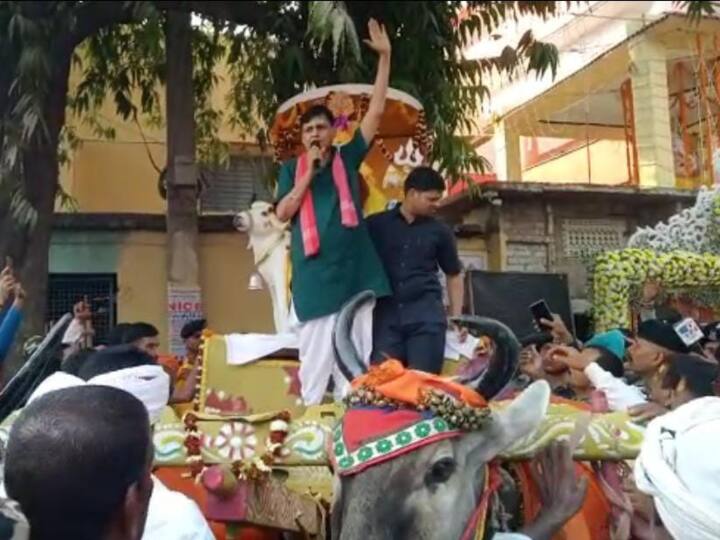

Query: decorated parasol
left=269, top=84, right=432, bottom=214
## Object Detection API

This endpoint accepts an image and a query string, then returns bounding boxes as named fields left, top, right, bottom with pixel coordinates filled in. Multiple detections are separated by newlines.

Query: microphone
left=310, top=141, right=321, bottom=169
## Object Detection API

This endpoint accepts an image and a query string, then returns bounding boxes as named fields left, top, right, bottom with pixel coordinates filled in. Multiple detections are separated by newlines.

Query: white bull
left=234, top=201, right=292, bottom=333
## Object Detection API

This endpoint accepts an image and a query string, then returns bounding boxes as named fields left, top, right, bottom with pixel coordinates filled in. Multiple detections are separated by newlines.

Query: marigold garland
left=592, top=248, right=720, bottom=331
left=344, top=385, right=490, bottom=431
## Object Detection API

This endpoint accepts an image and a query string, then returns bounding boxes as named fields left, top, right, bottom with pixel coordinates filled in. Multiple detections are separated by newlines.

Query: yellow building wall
left=58, top=56, right=261, bottom=214
left=116, top=232, right=168, bottom=341
left=64, top=141, right=167, bottom=213
left=522, top=140, right=629, bottom=185
left=199, top=233, right=274, bottom=336
left=115, top=231, right=273, bottom=351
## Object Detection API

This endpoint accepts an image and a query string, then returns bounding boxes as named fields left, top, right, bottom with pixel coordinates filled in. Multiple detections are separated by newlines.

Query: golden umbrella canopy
left=269, top=84, right=432, bottom=212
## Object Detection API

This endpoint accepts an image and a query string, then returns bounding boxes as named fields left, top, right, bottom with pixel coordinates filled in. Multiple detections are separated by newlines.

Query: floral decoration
left=183, top=410, right=292, bottom=483
left=592, top=248, right=720, bottom=331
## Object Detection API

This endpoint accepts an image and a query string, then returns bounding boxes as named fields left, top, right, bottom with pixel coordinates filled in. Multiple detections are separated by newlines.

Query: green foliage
left=72, top=10, right=166, bottom=122
left=675, top=0, right=720, bottom=22
left=308, top=1, right=360, bottom=66
left=0, top=2, right=58, bottom=227
left=232, top=1, right=566, bottom=182
left=3, top=0, right=715, bottom=232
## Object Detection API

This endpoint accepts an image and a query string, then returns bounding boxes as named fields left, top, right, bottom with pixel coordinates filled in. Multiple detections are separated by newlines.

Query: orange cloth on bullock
left=350, top=359, right=487, bottom=408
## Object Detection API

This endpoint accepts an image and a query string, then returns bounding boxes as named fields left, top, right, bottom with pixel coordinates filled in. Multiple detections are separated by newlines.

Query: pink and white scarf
left=295, top=150, right=358, bottom=257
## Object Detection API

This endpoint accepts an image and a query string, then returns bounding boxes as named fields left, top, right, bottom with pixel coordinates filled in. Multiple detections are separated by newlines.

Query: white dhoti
left=292, top=299, right=374, bottom=405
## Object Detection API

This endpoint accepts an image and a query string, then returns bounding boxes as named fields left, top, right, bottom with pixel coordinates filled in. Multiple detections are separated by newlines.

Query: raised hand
left=73, top=296, right=93, bottom=322
left=521, top=442, right=589, bottom=540
left=545, top=344, right=588, bottom=371
left=12, top=283, right=26, bottom=308
left=0, top=267, right=16, bottom=306
left=539, top=313, right=574, bottom=345
left=363, top=18, right=390, bottom=57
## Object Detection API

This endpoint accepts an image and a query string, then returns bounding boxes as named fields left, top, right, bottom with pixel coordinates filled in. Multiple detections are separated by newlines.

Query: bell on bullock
left=248, top=270, right=264, bottom=291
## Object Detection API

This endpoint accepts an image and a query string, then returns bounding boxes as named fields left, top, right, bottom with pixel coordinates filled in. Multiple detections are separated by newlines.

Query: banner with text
left=168, top=285, right=203, bottom=356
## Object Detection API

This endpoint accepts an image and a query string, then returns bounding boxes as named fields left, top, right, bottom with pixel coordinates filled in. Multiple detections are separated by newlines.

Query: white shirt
left=494, top=534, right=530, bottom=539
left=144, top=476, right=214, bottom=540
left=584, top=363, right=647, bottom=411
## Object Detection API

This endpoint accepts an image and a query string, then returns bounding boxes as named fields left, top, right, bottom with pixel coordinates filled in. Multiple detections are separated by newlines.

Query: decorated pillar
left=627, top=26, right=675, bottom=188
left=493, top=120, right=522, bottom=182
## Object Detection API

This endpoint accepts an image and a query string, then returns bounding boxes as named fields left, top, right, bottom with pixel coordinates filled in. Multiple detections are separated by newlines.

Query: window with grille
left=562, top=219, right=626, bottom=258
left=47, top=274, right=117, bottom=345
left=200, top=155, right=274, bottom=214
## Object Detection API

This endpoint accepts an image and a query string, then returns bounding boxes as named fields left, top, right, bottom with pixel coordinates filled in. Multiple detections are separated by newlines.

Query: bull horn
left=332, top=290, right=374, bottom=382
left=451, top=316, right=520, bottom=400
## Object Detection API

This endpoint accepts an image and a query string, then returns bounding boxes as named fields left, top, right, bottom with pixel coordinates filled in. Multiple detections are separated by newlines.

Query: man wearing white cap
left=16, top=345, right=214, bottom=540
left=634, top=396, right=720, bottom=540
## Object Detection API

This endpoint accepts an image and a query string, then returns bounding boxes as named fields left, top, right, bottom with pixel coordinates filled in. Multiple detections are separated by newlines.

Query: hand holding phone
left=530, top=300, right=553, bottom=328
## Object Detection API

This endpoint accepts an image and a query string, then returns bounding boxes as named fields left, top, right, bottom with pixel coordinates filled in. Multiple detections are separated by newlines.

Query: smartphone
left=530, top=299, right=553, bottom=328
left=673, top=318, right=705, bottom=347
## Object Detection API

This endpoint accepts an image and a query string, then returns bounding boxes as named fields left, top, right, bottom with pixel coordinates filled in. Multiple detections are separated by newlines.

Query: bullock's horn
left=451, top=316, right=520, bottom=400
left=333, top=290, right=374, bottom=382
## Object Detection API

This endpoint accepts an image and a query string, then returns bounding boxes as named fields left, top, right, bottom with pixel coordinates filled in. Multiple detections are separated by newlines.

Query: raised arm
left=360, top=19, right=391, bottom=145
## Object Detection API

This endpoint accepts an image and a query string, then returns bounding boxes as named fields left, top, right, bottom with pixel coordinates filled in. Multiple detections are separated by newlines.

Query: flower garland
left=192, top=329, right=216, bottom=413
left=183, top=410, right=292, bottom=482
left=592, top=248, right=720, bottom=331
left=186, top=330, right=293, bottom=482
left=345, top=385, right=490, bottom=431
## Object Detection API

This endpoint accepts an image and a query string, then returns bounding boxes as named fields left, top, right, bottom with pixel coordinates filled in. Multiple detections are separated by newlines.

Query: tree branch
left=70, top=1, right=139, bottom=47
left=158, top=1, right=275, bottom=28
left=71, top=1, right=277, bottom=47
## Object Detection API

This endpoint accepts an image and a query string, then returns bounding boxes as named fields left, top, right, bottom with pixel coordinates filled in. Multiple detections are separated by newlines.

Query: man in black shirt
left=366, top=167, right=463, bottom=373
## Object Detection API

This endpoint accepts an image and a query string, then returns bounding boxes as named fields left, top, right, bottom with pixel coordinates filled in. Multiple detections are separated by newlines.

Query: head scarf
left=634, top=397, right=720, bottom=540
left=27, top=365, right=169, bottom=424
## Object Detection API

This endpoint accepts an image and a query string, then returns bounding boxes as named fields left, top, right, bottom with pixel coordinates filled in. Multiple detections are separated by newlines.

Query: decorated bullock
left=329, top=292, right=624, bottom=540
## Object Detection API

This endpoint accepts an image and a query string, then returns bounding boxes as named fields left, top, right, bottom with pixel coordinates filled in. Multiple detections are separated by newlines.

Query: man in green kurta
left=275, top=19, right=392, bottom=404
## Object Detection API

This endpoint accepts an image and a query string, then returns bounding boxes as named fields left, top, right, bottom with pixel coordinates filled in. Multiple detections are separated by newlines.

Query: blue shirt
left=0, top=305, right=23, bottom=363
left=367, top=207, right=461, bottom=325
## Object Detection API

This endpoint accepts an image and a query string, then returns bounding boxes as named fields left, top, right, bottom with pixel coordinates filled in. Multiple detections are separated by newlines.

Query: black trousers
left=371, top=319, right=447, bottom=374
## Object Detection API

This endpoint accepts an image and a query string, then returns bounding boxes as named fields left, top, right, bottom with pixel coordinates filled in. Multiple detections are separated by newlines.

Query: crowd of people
left=3, top=262, right=720, bottom=540
left=512, top=310, right=720, bottom=540
left=0, top=17, right=719, bottom=540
